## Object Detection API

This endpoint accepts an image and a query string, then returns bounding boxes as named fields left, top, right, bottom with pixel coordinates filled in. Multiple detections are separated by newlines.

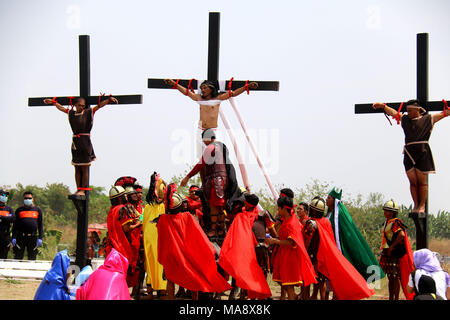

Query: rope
left=228, top=77, right=234, bottom=97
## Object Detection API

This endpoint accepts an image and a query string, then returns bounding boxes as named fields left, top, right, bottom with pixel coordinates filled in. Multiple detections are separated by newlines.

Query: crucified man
left=163, top=79, right=258, bottom=158
left=44, top=96, right=118, bottom=196
left=372, top=100, right=450, bottom=214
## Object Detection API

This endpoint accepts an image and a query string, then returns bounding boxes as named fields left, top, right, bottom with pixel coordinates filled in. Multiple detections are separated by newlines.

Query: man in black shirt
left=12, top=191, right=43, bottom=260
left=0, top=189, right=15, bottom=259
left=372, top=99, right=450, bottom=214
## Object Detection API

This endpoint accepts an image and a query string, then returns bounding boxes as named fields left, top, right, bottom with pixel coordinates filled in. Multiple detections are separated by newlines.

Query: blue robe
left=34, top=250, right=71, bottom=300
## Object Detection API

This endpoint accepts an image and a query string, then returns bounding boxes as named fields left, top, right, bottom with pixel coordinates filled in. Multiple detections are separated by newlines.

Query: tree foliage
left=1, top=177, right=449, bottom=258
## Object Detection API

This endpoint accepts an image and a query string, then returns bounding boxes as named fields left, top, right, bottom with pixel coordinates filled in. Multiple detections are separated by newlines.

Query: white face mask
left=24, top=199, right=33, bottom=206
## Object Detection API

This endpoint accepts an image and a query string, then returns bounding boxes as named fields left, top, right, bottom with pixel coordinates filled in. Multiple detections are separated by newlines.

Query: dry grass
left=1, top=238, right=448, bottom=300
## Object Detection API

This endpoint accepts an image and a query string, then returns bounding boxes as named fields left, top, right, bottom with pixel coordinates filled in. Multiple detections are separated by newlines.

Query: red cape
left=399, top=232, right=415, bottom=300
left=314, top=217, right=375, bottom=300
left=106, top=205, right=140, bottom=287
left=219, top=208, right=272, bottom=299
left=272, top=214, right=317, bottom=287
left=157, top=212, right=232, bottom=293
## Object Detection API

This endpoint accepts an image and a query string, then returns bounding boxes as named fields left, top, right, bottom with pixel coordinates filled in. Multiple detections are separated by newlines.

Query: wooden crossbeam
left=28, top=94, right=143, bottom=107
left=355, top=100, right=449, bottom=114
left=148, top=78, right=279, bottom=91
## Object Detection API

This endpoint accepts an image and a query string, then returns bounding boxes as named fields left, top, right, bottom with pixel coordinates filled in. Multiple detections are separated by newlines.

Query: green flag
left=329, top=200, right=385, bottom=282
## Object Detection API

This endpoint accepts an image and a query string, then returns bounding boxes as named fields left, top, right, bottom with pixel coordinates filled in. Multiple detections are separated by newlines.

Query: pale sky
left=1, top=0, right=449, bottom=214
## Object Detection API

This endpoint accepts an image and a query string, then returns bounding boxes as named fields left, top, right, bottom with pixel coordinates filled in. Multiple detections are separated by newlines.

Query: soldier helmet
left=109, top=185, right=126, bottom=199
left=309, top=196, right=326, bottom=213
left=383, top=199, right=399, bottom=212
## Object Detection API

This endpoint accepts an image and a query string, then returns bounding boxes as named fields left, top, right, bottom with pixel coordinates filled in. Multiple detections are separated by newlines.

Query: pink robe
left=76, top=248, right=131, bottom=300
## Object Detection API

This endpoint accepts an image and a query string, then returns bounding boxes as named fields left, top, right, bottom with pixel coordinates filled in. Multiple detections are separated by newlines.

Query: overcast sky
left=1, top=0, right=449, bottom=214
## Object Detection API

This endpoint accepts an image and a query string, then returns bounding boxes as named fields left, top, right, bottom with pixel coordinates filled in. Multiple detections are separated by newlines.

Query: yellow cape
left=142, top=202, right=167, bottom=290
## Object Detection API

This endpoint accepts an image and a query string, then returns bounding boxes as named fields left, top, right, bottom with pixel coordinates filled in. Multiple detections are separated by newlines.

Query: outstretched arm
left=93, top=96, right=118, bottom=114
left=43, top=99, right=68, bottom=113
left=217, top=82, right=258, bottom=100
left=373, top=102, right=401, bottom=118
left=164, top=79, right=201, bottom=101
left=431, top=109, right=450, bottom=124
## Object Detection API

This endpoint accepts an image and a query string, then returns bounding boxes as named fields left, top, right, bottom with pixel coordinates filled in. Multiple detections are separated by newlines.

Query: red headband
left=244, top=200, right=257, bottom=208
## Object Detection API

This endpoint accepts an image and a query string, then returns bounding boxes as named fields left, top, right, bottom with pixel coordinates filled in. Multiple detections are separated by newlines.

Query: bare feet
left=74, top=190, right=85, bottom=196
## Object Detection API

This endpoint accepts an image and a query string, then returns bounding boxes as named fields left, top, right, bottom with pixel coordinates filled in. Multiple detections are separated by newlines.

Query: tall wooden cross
left=148, top=11, right=279, bottom=199
left=28, top=35, right=143, bottom=268
left=355, top=33, right=449, bottom=250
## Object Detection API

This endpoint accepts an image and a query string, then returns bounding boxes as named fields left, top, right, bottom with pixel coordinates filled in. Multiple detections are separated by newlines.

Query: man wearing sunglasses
left=0, top=189, right=15, bottom=259
left=12, top=191, right=44, bottom=260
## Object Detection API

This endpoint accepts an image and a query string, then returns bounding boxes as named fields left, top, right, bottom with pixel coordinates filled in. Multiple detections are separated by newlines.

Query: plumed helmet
left=114, top=176, right=137, bottom=188
left=173, top=193, right=185, bottom=209
left=156, top=179, right=166, bottom=201
left=109, top=185, right=126, bottom=199
left=383, top=199, right=399, bottom=212
left=164, top=183, right=184, bottom=212
left=309, top=196, right=326, bottom=213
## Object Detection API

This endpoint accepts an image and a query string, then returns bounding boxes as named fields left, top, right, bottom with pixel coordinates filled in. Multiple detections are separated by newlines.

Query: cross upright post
left=28, top=35, right=143, bottom=268
left=355, top=33, right=449, bottom=250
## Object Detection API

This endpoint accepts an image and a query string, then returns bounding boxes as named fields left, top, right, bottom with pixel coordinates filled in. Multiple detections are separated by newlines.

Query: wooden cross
left=147, top=12, right=280, bottom=198
left=27, top=35, right=143, bottom=268
left=355, top=33, right=449, bottom=250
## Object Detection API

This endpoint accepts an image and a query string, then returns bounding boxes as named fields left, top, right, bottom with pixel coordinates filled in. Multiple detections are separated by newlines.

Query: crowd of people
left=27, top=130, right=450, bottom=301
left=18, top=79, right=450, bottom=301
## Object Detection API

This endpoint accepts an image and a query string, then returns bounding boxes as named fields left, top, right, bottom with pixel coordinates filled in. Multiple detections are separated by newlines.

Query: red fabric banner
left=157, top=212, right=231, bottom=293
left=219, top=208, right=272, bottom=299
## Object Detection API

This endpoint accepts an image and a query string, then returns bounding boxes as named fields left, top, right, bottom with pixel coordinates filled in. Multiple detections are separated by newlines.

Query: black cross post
left=28, top=35, right=143, bottom=268
left=355, top=33, right=449, bottom=250
left=148, top=12, right=279, bottom=105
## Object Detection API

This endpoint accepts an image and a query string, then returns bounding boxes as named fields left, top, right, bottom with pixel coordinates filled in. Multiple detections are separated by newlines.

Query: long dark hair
left=200, top=80, right=219, bottom=98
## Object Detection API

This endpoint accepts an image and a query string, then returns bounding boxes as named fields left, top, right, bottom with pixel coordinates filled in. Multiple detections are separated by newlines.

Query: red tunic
left=219, top=207, right=272, bottom=299
left=272, top=214, right=317, bottom=287
left=157, top=211, right=231, bottom=293
left=314, top=217, right=375, bottom=300
left=105, top=204, right=140, bottom=287
left=187, top=143, right=226, bottom=207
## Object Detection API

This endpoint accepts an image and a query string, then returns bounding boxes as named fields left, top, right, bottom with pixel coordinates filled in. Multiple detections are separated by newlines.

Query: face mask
left=0, top=195, right=7, bottom=204
left=24, top=199, right=33, bottom=206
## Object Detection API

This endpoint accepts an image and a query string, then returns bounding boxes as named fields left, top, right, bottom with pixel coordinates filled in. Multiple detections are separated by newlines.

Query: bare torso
left=198, top=100, right=221, bottom=129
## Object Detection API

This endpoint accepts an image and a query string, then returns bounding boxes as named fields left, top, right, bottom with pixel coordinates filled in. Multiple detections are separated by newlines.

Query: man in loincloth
left=372, top=99, right=450, bottom=214
left=44, top=96, right=118, bottom=196
left=164, top=79, right=258, bottom=159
